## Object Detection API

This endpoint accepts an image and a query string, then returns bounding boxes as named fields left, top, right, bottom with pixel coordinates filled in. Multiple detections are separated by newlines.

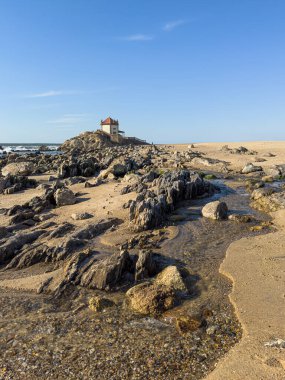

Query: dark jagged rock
left=49, top=223, right=75, bottom=238
left=80, top=250, right=130, bottom=290
left=0, top=174, right=37, bottom=194
left=58, top=158, right=100, bottom=179
left=129, top=170, right=215, bottom=231
left=135, top=250, right=157, bottom=281
left=0, top=230, right=46, bottom=264
left=9, top=211, right=35, bottom=225
left=70, top=218, right=120, bottom=240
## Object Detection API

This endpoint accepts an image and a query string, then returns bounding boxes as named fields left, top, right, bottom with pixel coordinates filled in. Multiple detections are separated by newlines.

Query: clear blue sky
left=1, top=0, right=285, bottom=143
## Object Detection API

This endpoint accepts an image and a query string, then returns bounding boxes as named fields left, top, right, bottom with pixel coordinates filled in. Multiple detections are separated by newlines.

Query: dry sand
left=163, top=140, right=285, bottom=171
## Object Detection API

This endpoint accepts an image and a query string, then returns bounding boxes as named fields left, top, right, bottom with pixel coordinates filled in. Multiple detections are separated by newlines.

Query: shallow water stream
left=162, top=180, right=270, bottom=316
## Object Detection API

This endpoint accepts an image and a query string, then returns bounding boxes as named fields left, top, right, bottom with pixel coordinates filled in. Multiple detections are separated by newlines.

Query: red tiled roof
left=101, top=117, right=119, bottom=125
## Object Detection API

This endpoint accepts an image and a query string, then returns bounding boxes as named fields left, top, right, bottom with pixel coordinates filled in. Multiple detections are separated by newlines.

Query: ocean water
left=0, top=143, right=61, bottom=155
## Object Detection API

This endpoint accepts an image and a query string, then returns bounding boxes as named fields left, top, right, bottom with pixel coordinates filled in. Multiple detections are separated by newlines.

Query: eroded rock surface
left=129, top=170, right=216, bottom=231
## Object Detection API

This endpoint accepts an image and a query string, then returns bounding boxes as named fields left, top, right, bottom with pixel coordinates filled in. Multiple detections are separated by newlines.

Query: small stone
left=176, top=316, right=202, bottom=334
left=88, top=296, right=114, bottom=312
left=71, top=212, right=93, bottom=220
left=228, top=214, right=253, bottom=223
left=241, top=163, right=263, bottom=174
left=206, top=325, right=218, bottom=335
left=265, top=338, right=285, bottom=349
left=262, top=175, right=274, bottom=183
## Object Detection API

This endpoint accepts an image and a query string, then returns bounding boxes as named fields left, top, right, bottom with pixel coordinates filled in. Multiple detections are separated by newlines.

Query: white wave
left=0, top=144, right=60, bottom=154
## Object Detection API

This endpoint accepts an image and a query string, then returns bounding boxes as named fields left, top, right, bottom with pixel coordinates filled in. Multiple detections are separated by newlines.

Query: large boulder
left=202, top=201, right=228, bottom=220
left=54, top=188, right=76, bottom=207
left=126, top=282, right=176, bottom=315
left=2, top=162, right=34, bottom=176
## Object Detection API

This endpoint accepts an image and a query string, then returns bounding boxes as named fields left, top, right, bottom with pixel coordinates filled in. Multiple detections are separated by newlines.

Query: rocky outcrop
left=60, top=131, right=114, bottom=154
left=58, top=158, right=100, bottom=178
left=0, top=175, right=37, bottom=194
left=202, top=201, right=228, bottom=220
left=191, top=157, right=228, bottom=172
left=0, top=230, right=46, bottom=264
left=60, top=130, right=148, bottom=155
left=135, top=250, right=157, bottom=281
left=80, top=250, right=130, bottom=290
left=3, top=218, right=121, bottom=271
left=129, top=170, right=216, bottom=231
left=221, top=145, right=257, bottom=155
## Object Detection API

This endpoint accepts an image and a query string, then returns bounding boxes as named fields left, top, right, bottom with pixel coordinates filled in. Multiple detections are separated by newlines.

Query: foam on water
left=0, top=143, right=60, bottom=155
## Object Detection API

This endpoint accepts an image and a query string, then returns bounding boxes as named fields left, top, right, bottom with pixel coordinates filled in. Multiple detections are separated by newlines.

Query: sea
left=0, top=143, right=61, bottom=156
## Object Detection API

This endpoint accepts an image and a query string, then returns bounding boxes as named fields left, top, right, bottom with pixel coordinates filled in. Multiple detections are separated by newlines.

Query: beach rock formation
left=60, top=130, right=148, bottom=155
left=221, top=145, right=257, bottom=155
left=129, top=170, right=215, bottom=231
left=0, top=174, right=37, bottom=194
left=135, top=250, right=157, bottom=281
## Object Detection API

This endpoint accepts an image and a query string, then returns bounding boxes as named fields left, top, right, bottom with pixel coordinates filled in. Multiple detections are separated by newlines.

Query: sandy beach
left=0, top=139, right=284, bottom=378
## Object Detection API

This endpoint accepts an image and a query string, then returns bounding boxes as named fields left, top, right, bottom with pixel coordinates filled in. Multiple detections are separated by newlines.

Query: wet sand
left=205, top=209, right=285, bottom=380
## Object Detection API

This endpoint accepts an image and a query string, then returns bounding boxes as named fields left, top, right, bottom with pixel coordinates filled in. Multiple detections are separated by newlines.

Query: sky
left=0, top=0, right=285, bottom=144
